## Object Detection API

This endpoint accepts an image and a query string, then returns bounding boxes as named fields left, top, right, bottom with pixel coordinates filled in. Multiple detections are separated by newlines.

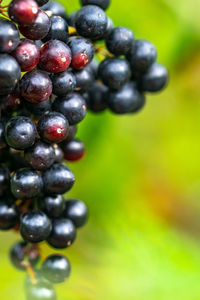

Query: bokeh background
left=1, top=0, right=200, bottom=299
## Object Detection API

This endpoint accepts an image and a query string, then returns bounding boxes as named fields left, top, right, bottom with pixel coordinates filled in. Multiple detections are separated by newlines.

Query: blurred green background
left=1, top=0, right=200, bottom=299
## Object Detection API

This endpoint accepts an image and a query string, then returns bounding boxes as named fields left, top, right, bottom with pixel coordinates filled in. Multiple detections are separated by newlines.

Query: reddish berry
left=5, top=92, right=21, bottom=111
left=8, top=0, right=39, bottom=25
left=39, top=40, right=72, bottom=73
left=11, top=39, right=40, bottom=72
left=37, top=112, right=69, bottom=143
left=62, top=139, right=85, bottom=162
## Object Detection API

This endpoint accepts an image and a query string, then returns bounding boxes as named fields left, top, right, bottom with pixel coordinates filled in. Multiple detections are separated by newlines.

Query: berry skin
left=0, top=121, right=6, bottom=149
left=0, top=54, right=21, bottom=95
left=75, top=5, right=107, bottom=40
left=39, top=195, right=65, bottom=218
left=64, top=125, right=77, bottom=143
left=11, top=168, right=43, bottom=199
left=8, top=0, right=39, bottom=25
left=74, top=67, right=94, bottom=92
left=53, top=93, right=87, bottom=125
left=106, top=27, right=134, bottom=56
left=20, top=210, right=52, bottom=243
left=19, top=10, right=51, bottom=40
left=25, top=283, right=57, bottom=300
left=98, top=58, right=131, bottom=90
left=5, top=116, right=36, bottom=150
left=24, top=99, right=52, bottom=116
left=10, top=241, right=39, bottom=270
left=107, top=82, right=145, bottom=114
left=0, top=200, right=18, bottom=230
left=41, top=1, right=67, bottom=20
left=37, top=112, right=69, bottom=144
left=139, top=63, right=169, bottom=92
left=43, top=164, right=75, bottom=195
left=4, top=91, right=21, bottom=112
left=47, top=218, right=76, bottom=249
left=63, top=199, right=88, bottom=228
left=62, top=139, right=85, bottom=162
left=35, top=0, right=49, bottom=6
left=11, top=39, right=40, bottom=72
left=43, top=16, right=68, bottom=43
left=80, top=0, right=110, bottom=10
left=87, top=82, right=108, bottom=112
left=127, top=40, right=157, bottom=73
left=53, top=145, right=64, bottom=163
left=24, top=140, right=55, bottom=170
left=0, top=166, right=10, bottom=197
left=103, top=17, right=114, bottom=38
left=39, top=40, right=71, bottom=73
left=42, top=254, right=71, bottom=284
left=68, top=37, right=94, bottom=70
left=20, top=70, right=52, bottom=103
left=0, top=18, right=20, bottom=53
left=51, top=71, right=76, bottom=96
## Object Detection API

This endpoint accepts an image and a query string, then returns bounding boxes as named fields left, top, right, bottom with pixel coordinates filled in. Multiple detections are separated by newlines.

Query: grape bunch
left=0, top=0, right=168, bottom=298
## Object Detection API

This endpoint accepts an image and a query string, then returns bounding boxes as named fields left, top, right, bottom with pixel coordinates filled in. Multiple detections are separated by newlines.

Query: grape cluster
left=0, top=0, right=168, bottom=298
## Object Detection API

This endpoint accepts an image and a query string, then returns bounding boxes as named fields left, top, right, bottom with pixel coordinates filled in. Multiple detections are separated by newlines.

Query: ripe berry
left=107, top=82, right=145, bottom=114
left=24, top=140, right=55, bottom=170
left=62, top=139, right=85, bottom=162
left=11, top=168, right=43, bottom=199
left=0, top=54, right=21, bottom=95
left=87, top=82, right=108, bottom=112
left=37, top=112, right=69, bottom=143
left=75, top=5, right=107, bottom=40
left=51, top=71, right=76, bottom=96
left=106, top=27, right=134, bottom=56
left=47, top=218, right=76, bottom=249
left=0, top=121, right=6, bottom=149
left=20, top=210, right=52, bottom=243
left=24, top=99, right=52, bottom=116
left=127, top=40, right=157, bottom=73
left=0, top=166, right=10, bottom=197
left=19, top=10, right=51, bottom=40
left=35, top=0, right=49, bottom=6
left=42, top=254, right=71, bottom=283
left=53, top=93, right=87, bottom=125
left=63, top=199, right=88, bottom=228
left=43, top=164, right=75, bottom=195
left=98, top=58, right=131, bottom=90
left=64, top=125, right=77, bottom=143
left=10, top=241, right=39, bottom=270
left=39, top=40, right=72, bottom=73
left=80, top=0, right=110, bottom=10
left=43, top=16, right=68, bottom=43
left=68, top=37, right=94, bottom=70
left=41, top=1, right=67, bottom=20
left=0, top=18, right=20, bottom=53
left=8, top=0, right=38, bottom=25
left=5, top=116, right=36, bottom=150
left=20, top=70, right=52, bottom=103
left=4, top=91, right=21, bottom=112
left=75, top=67, right=94, bottom=92
left=139, top=63, right=169, bottom=92
left=0, top=200, right=18, bottom=230
left=53, top=144, right=64, bottom=163
left=39, top=195, right=65, bottom=218
left=11, top=39, right=40, bottom=72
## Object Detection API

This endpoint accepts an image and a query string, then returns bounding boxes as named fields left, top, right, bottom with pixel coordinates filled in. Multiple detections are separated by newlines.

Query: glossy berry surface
left=98, top=58, right=131, bottom=90
left=51, top=71, right=76, bottom=96
left=0, top=166, right=10, bottom=197
left=43, top=164, right=75, bottom=195
left=5, top=116, right=36, bottom=150
left=106, top=26, right=134, bottom=56
left=20, top=210, right=52, bottom=243
left=35, top=0, right=49, bottom=6
left=63, top=199, right=88, bottom=228
left=10, top=241, right=39, bottom=270
left=80, top=0, right=110, bottom=10
left=0, top=54, right=21, bottom=95
left=24, top=98, right=52, bottom=116
left=0, top=200, right=18, bottom=230
left=39, top=194, right=65, bottom=218
left=74, top=67, right=94, bottom=92
left=11, top=38, right=40, bottom=72
left=43, top=16, right=68, bottom=43
left=75, top=5, right=107, bottom=40
left=25, top=280, right=57, bottom=300
left=53, top=144, right=64, bottom=163
left=87, top=82, right=108, bottom=112
left=47, top=218, right=76, bottom=249
left=64, top=125, right=77, bottom=143
left=0, top=18, right=20, bottom=53
left=8, top=0, right=39, bottom=25
left=11, top=168, right=43, bottom=199
left=139, top=63, right=169, bottom=92
left=24, top=140, right=55, bottom=170
left=42, top=254, right=71, bottom=283
left=41, top=1, right=67, bottom=20
left=68, top=37, right=94, bottom=70
left=20, top=70, right=52, bottom=103
left=62, top=139, right=85, bottom=162
left=19, top=10, right=51, bottom=40
left=37, top=112, right=69, bottom=143
left=53, top=93, right=87, bottom=125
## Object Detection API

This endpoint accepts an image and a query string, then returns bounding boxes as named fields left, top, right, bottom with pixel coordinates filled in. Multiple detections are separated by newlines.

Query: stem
left=22, top=261, right=37, bottom=285
left=68, top=26, right=77, bottom=35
